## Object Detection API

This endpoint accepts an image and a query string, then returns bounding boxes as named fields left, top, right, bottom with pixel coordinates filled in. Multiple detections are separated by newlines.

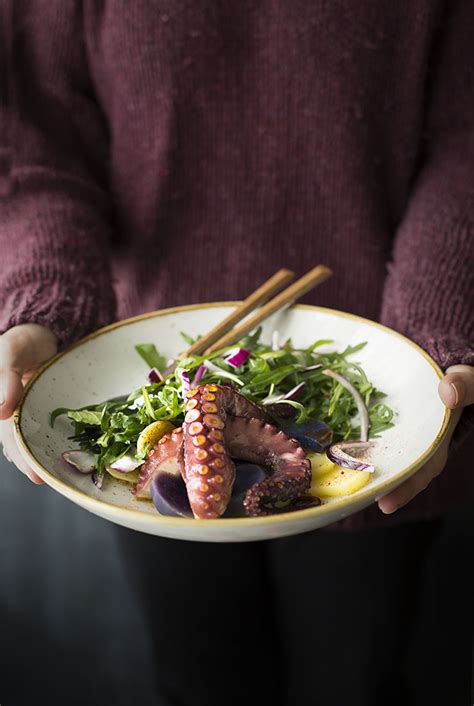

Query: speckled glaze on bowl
left=13, top=303, right=450, bottom=542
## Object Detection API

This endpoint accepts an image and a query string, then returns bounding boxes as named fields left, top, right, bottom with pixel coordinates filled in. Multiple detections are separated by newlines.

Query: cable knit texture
left=1, top=1, right=473, bottom=528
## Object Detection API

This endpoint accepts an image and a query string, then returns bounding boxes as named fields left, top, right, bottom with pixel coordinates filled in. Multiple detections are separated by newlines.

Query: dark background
left=0, top=456, right=156, bottom=706
left=1, top=455, right=473, bottom=706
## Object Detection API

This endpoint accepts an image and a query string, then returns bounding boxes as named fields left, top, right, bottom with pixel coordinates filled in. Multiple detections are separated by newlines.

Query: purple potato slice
left=150, top=472, right=192, bottom=518
left=279, top=419, right=333, bottom=452
left=224, top=461, right=267, bottom=517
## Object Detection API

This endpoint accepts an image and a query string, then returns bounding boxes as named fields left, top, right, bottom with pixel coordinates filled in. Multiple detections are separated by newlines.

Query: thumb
left=438, top=364, right=474, bottom=410
left=0, top=324, right=58, bottom=419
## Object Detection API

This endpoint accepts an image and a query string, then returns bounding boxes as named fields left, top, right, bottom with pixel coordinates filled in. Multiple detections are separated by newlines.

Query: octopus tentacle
left=223, top=416, right=313, bottom=517
left=182, top=384, right=271, bottom=519
left=205, top=383, right=273, bottom=423
left=134, top=427, right=184, bottom=499
left=182, top=384, right=234, bottom=519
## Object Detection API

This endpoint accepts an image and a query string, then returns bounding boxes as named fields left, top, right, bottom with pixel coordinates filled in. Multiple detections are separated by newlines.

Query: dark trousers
left=115, top=518, right=472, bottom=706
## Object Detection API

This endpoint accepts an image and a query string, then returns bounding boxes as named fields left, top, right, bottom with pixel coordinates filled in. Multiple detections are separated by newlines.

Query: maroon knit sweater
left=1, top=1, right=473, bottom=528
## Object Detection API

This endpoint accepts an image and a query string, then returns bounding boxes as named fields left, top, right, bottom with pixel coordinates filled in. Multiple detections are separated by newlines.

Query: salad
left=52, top=328, right=394, bottom=519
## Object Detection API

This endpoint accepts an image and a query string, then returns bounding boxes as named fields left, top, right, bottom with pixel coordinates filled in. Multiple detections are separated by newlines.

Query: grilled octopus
left=135, top=384, right=313, bottom=519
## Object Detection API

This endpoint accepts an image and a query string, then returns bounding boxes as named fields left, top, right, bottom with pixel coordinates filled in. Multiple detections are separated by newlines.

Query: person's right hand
left=0, top=324, right=58, bottom=483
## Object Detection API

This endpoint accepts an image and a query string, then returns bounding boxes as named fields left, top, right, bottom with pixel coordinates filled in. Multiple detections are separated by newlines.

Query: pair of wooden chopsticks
left=163, top=264, right=332, bottom=375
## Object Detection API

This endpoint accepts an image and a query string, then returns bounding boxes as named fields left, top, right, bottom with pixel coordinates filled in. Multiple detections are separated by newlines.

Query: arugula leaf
left=305, top=339, right=334, bottom=352
left=135, top=343, right=167, bottom=371
left=180, top=331, right=197, bottom=345
left=68, top=410, right=103, bottom=426
left=141, top=386, right=157, bottom=421
left=50, top=407, right=71, bottom=428
left=239, top=326, right=263, bottom=349
left=266, top=399, right=307, bottom=423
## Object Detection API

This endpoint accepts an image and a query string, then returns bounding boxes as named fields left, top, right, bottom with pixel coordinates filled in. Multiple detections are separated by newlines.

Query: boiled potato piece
left=106, top=467, right=140, bottom=483
left=137, top=420, right=175, bottom=454
left=307, top=451, right=335, bottom=478
left=311, top=466, right=371, bottom=498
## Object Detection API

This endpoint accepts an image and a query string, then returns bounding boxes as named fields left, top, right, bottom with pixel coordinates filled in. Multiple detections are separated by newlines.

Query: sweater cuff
left=410, top=331, right=474, bottom=455
left=413, top=331, right=474, bottom=455
left=0, top=280, right=116, bottom=350
left=401, top=329, right=474, bottom=371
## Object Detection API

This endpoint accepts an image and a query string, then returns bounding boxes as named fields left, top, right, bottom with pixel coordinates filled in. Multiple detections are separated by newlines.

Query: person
left=1, top=2, right=473, bottom=705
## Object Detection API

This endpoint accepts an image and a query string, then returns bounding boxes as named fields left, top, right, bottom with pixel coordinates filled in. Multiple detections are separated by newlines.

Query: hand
left=378, top=364, right=474, bottom=514
left=0, top=324, right=58, bottom=483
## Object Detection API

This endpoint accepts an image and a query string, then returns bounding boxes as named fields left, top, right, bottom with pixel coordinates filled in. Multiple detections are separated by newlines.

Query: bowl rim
left=13, top=301, right=451, bottom=528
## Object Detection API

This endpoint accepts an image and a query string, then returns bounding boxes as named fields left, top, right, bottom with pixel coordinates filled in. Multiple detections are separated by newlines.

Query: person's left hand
left=377, top=364, right=474, bottom=514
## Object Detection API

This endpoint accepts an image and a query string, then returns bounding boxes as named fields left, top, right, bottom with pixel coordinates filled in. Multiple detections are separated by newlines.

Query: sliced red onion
left=225, top=347, right=250, bottom=368
left=203, top=359, right=222, bottom=374
left=92, top=470, right=104, bottom=489
left=283, top=381, right=306, bottom=400
left=271, top=330, right=280, bottom=351
left=322, top=369, right=369, bottom=441
left=110, top=453, right=143, bottom=472
left=179, top=370, right=191, bottom=396
left=263, top=381, right=306, bottom=405
left=62, top=450, right=95, bottom=474
left=147, top=367, right=163, bottom=384
left=327, top=441, right=375, bottom=473
left=192, top=364, right=207, bottom=388
left=202, top=359, right=244, bottom=386
left=128, top=394, right=145, bottom=411
left=105, top=466, right=138, bottom=482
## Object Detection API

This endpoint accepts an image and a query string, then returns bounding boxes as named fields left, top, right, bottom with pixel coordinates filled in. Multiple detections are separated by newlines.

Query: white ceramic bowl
left=14, top=303, right=450, bottom=542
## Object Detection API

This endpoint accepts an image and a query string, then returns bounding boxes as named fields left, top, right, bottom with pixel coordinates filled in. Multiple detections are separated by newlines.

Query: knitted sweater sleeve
left=381, top=0, right=474, bottom=450
left=381, top=0, right=474, bottom=370
left=0, top=1, right=116, bottom=349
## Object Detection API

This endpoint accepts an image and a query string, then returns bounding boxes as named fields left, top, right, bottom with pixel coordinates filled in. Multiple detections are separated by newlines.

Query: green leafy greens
left=135, top=343, right=167, bottom=371
left=52, top=329, right=394, bottom=481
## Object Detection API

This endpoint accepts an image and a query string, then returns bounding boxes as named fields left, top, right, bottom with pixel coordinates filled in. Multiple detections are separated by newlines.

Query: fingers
left=438, top=364, right=474, bottom=409
left=0, top=325, right=56, bottom=484
left=378, top=408, right=462, bottom=514
left=0, top=419, right=44, bottom=484
left=0, top=365, right=24, bottom=420
left=377, top=364, right=472, bottom=515
left=378, top=452, right=446, bottom=514
left=0, top=324, right=58, bottom=419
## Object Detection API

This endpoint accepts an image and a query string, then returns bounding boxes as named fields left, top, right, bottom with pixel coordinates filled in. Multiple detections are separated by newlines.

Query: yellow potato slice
left=307, top=451, right=336, bottom=478
left=106, top=467, right=141, bottom=483
left=137, top=420, right=175, bottom=454
left=311, top=466, right=371, bottom=498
